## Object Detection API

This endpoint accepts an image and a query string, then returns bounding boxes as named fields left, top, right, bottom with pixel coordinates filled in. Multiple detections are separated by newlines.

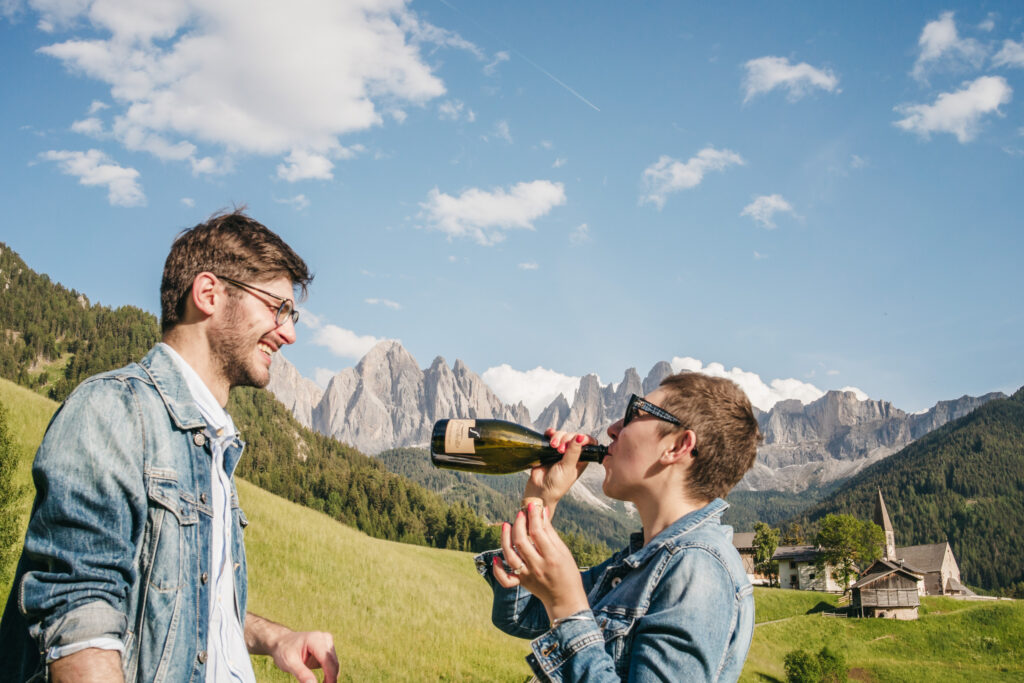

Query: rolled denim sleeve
left=474, top=549, right=552, bottom=639
left=525, top=546, right=748, bottom=682
left=18, top=377, right=147, bottom=655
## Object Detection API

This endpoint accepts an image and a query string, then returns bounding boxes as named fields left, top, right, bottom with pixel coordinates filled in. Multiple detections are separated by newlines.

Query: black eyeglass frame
left=217, top=275, right=299, bottom=326
left=623, top=394, right=698, bottom=456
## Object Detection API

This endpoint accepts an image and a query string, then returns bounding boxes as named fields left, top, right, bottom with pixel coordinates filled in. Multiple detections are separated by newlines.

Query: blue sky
left=1, top=1, right=1022, bottom=416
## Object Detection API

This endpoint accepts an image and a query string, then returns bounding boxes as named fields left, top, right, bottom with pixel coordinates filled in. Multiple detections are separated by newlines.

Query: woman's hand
left=522, top=430, right=599, bottom=516
left=492, top=502, right=590, bottom=623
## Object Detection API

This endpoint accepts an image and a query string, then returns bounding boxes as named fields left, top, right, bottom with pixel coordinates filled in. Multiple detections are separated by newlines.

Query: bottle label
left=445, top=419, right=476, bottom=454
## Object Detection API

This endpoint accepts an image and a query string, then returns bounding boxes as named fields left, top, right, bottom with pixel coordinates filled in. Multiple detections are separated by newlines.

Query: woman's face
left=602, top=388, right=677, bottom=502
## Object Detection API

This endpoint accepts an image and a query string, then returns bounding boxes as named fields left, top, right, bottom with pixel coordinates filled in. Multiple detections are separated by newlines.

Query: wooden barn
left=850, top=559, right=923, bottom=620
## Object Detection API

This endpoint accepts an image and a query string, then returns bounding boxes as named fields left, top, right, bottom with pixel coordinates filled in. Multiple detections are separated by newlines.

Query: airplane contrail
left=436, top=0, right=601, bottom=112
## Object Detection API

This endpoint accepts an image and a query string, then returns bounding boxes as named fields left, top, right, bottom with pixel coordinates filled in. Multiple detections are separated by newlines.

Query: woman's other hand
left=492, top=503, right=590, bottom=623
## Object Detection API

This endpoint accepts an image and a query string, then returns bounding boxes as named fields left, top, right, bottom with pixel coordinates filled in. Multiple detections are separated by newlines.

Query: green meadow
left=2, top=377, right=1022, bottom=681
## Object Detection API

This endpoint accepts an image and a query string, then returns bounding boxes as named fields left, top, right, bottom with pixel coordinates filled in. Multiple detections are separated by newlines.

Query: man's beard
left=210, top=298, right=270, bottom=390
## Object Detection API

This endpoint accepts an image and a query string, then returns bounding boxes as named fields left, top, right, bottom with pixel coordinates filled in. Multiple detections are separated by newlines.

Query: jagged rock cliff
left=267, top=340, right=1005, bottom=494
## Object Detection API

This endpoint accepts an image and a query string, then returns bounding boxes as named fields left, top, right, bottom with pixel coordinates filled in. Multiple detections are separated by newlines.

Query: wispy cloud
left=569, top=223, right=590, bottom=245
left=492, top=120, right=512, bottom=143
left=640, top=147, right=745, bottom=209
left=420, top=180, right=567, bottom=245
left=484, top=50, right=509, bottom=76
left=741, top=194, right=795, bottom=228
left=181, top=197, right=195, bottom=207
left=439, top=99, right=476, bottom=122
left=552, top=157, right=567, bottom=168
left=275, top=194, right=310, bottom=211
left=365, top=297, right=402, bottom=310
left=40, top=149, right=145, bottom=207
left=912, top=11, right=987, bottom=82
left=993, top=38, right=1024, bottom=69
left=894, top=76, right=1012, bottom=143
left=517, top=262, right=538, bottom=270
left=37, top=0, right=468, bottom=178
left=301, top=313, right=389, bottom=360
left=742, top=56, right=839, bottom=102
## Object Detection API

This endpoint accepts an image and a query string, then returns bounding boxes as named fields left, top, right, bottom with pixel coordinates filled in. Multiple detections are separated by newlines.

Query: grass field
left=2, top=378, right=1021, bottom=681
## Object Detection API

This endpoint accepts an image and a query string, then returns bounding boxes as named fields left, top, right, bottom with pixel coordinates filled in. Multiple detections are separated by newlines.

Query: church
left=871, top=489, right=972, bottom=597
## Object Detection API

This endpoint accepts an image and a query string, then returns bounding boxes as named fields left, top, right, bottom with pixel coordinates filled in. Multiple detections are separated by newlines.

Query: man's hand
left=246, top=613, right=339, bottom=683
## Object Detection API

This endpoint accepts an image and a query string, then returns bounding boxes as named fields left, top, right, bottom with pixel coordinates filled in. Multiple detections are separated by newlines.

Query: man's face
left=209, top=275, right=297, bottom=390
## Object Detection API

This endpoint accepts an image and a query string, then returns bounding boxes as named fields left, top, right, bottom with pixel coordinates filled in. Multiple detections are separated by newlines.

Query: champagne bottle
left=430, top=418, right=607, bottom=474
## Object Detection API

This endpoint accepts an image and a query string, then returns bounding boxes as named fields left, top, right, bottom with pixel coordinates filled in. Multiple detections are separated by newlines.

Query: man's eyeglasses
left=217, top=275, right=299, bottom=326
left=623, top=394, right=697, bottom=455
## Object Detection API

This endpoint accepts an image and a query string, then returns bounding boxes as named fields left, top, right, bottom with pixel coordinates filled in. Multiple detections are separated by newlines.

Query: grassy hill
left=4, top=378, right=1022, bottom=681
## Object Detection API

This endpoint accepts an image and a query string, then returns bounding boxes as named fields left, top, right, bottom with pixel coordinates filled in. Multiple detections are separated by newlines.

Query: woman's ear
left=662, top=429, right=697, bottom=465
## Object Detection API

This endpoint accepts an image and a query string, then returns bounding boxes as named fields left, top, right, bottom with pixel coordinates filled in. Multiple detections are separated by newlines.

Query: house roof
left=895, top=543, right=949, bottom=573
left=853, top=559, right=923, bottom=589
left=772, top=545, right=819, bottom=563
left=732, top=532, right=755, bottom=550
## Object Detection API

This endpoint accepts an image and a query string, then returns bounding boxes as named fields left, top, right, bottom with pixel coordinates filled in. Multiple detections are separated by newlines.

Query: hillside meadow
left=2, top=377, right=1022, bottom=681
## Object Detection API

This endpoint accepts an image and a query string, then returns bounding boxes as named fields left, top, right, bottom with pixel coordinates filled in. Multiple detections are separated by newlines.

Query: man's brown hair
left=657, top=372, right=762, bottom=502
left=160, top=209, right=313, bottom=333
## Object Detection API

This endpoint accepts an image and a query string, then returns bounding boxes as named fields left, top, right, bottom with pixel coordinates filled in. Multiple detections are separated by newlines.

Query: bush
left=784, top=649, right=821, bottom=683
left=784, top=646, right=847, bottom=683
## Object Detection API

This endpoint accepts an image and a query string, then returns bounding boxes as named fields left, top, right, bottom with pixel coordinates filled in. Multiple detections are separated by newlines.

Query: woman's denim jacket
left=0, top=344, right=249, bottom=683
left=477, top=499, right=754, bottom=682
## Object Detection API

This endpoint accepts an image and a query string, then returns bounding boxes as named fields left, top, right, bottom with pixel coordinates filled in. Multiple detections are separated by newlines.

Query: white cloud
left=87, top=100, right=109, bottom=114
left=753, top=251, right=768, bottom=260
left=180, top=197, right=195, bottom=207
left=482, top=364, right=582, bottom=418
left=741, top=194, right=794, bottom=228
left=494, top=120, right=512, bottom=143
left=850, top=154, right=867, bottom=169
left=484, top=50, right=509, bottom=76
left=517, top=262, right=538, bottom=270
left=275, top=194, right=310, bottom=210
left=34, top=0, right=467, bottom=173
left=420, top=180, right=567, bottom=245
left=552, top=156, right=567, bottom=168
left=841, top=386, right=869, bottom=401
left=438, top=99, right=475, bottom=122
left=41, top=149, right=145, bottom=207
left=569, top=222, right=590, bottom=245
left=313, top=323, right=386, bottom=360
left=539, top=140, right=553, bottom=150
left=993, top=39, right=1024, bottom=69
left=640, top=147, right=744, bottom=209
left=670, top=357, right=829, bottom=411
left=276, top=149, right=334, bottom=182
left=978, top=15, right=996, bottom=33
left=365, top=297, right=401, bottom=310
left=912, top=11, right=987, bottom=82
left=71, top=117, right=104, bottom=136
left=894, top=76, right=1012, bottom=143
left=742, top=56, right=839, bottom=102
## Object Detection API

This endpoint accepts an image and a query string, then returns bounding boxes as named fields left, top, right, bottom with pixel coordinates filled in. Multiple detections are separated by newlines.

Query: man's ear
left=190, top=272, right=221, bottom=318
left=662, top=430, right=697, bottom=465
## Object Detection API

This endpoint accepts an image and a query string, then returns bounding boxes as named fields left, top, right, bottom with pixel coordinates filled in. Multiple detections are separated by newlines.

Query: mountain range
left=267, top=340, right=1005, bottom=495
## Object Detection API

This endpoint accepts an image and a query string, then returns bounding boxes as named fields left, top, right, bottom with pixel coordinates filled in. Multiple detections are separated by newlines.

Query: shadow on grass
left=804, top=600, right=839, bottom=615
left=751, top=674, right=784, bottom=682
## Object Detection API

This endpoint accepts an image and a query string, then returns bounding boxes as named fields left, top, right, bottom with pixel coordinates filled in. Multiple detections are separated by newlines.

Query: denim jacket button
left=201, top=572, right=209, bottom=584
left=197, top=650, right=208, bottom=664
left=611, top=577, right=623, bottom=588
left=193, top=432, right=206, bottom=447
left=200, top=493, right=208, bottom=504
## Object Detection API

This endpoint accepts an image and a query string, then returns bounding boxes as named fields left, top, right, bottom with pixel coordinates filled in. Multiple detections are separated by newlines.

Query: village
left=733, top=491, right=977, bottom=620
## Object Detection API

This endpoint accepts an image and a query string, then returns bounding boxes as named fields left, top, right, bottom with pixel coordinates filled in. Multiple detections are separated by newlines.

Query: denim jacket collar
left=139, top=343, right=208, bottom=432
left=622, top=497, right=730, bottom=569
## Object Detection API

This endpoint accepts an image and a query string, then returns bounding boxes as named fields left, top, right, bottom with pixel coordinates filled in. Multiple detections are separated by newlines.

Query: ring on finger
left=510, top=563, right=526, bottom=575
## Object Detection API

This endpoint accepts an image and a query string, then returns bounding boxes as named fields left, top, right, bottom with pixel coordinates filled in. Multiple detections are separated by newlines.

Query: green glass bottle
left=430, top=418, right=607, bottom=474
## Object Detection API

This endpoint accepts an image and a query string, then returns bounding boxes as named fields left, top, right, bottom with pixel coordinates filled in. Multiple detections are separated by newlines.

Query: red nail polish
left=576, top=434, right=585, bottom=443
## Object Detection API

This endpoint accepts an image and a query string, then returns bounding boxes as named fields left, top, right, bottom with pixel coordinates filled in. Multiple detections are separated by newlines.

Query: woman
left=477, top=372, right=761, bottom=682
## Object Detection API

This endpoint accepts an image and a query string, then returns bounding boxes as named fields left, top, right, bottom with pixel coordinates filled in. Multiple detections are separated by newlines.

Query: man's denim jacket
left=0, top=344, right=249, bottom=683
left=477, top=499, right=754, bottom=682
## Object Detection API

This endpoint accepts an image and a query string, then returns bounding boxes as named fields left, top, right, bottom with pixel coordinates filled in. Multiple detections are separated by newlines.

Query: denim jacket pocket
left=143, top=471, right=197, bottom=592
left=594, top=608, right=636, bottom=676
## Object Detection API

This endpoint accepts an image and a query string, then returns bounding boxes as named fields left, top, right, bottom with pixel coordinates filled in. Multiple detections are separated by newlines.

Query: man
left=479, top=372, right=761, bottom=681
left=0, top=211, right=339, bottom=683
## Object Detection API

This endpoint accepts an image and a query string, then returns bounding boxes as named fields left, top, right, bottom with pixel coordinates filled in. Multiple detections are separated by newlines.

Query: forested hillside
left=0, top=244, right=612, bottom=564
left=787, top=387, right=1024, bottom=594
left=0, top=243, right=159, bottom=401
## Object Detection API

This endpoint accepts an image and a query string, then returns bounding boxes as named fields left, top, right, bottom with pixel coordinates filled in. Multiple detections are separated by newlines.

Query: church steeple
left=874, top=488, right=896, bottom=560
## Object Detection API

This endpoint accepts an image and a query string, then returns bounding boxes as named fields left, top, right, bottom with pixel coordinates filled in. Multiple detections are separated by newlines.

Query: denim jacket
left=477, top=499, right=754, bottom=682
left=0, top=344, right=249, bottom=683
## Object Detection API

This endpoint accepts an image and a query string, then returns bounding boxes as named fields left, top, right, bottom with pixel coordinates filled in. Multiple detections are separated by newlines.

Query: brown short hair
left=160, top=209, right=313, bottom=333
left=657, top=372, right=761, bottom=501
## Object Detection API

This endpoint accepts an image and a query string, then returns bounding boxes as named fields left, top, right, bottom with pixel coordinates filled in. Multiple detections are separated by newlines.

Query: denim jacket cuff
left=474, top=549, right=503, bottom=577
left=527, top=610, right=604, bottom=681
left=33, top=600, right=126, bottom=657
